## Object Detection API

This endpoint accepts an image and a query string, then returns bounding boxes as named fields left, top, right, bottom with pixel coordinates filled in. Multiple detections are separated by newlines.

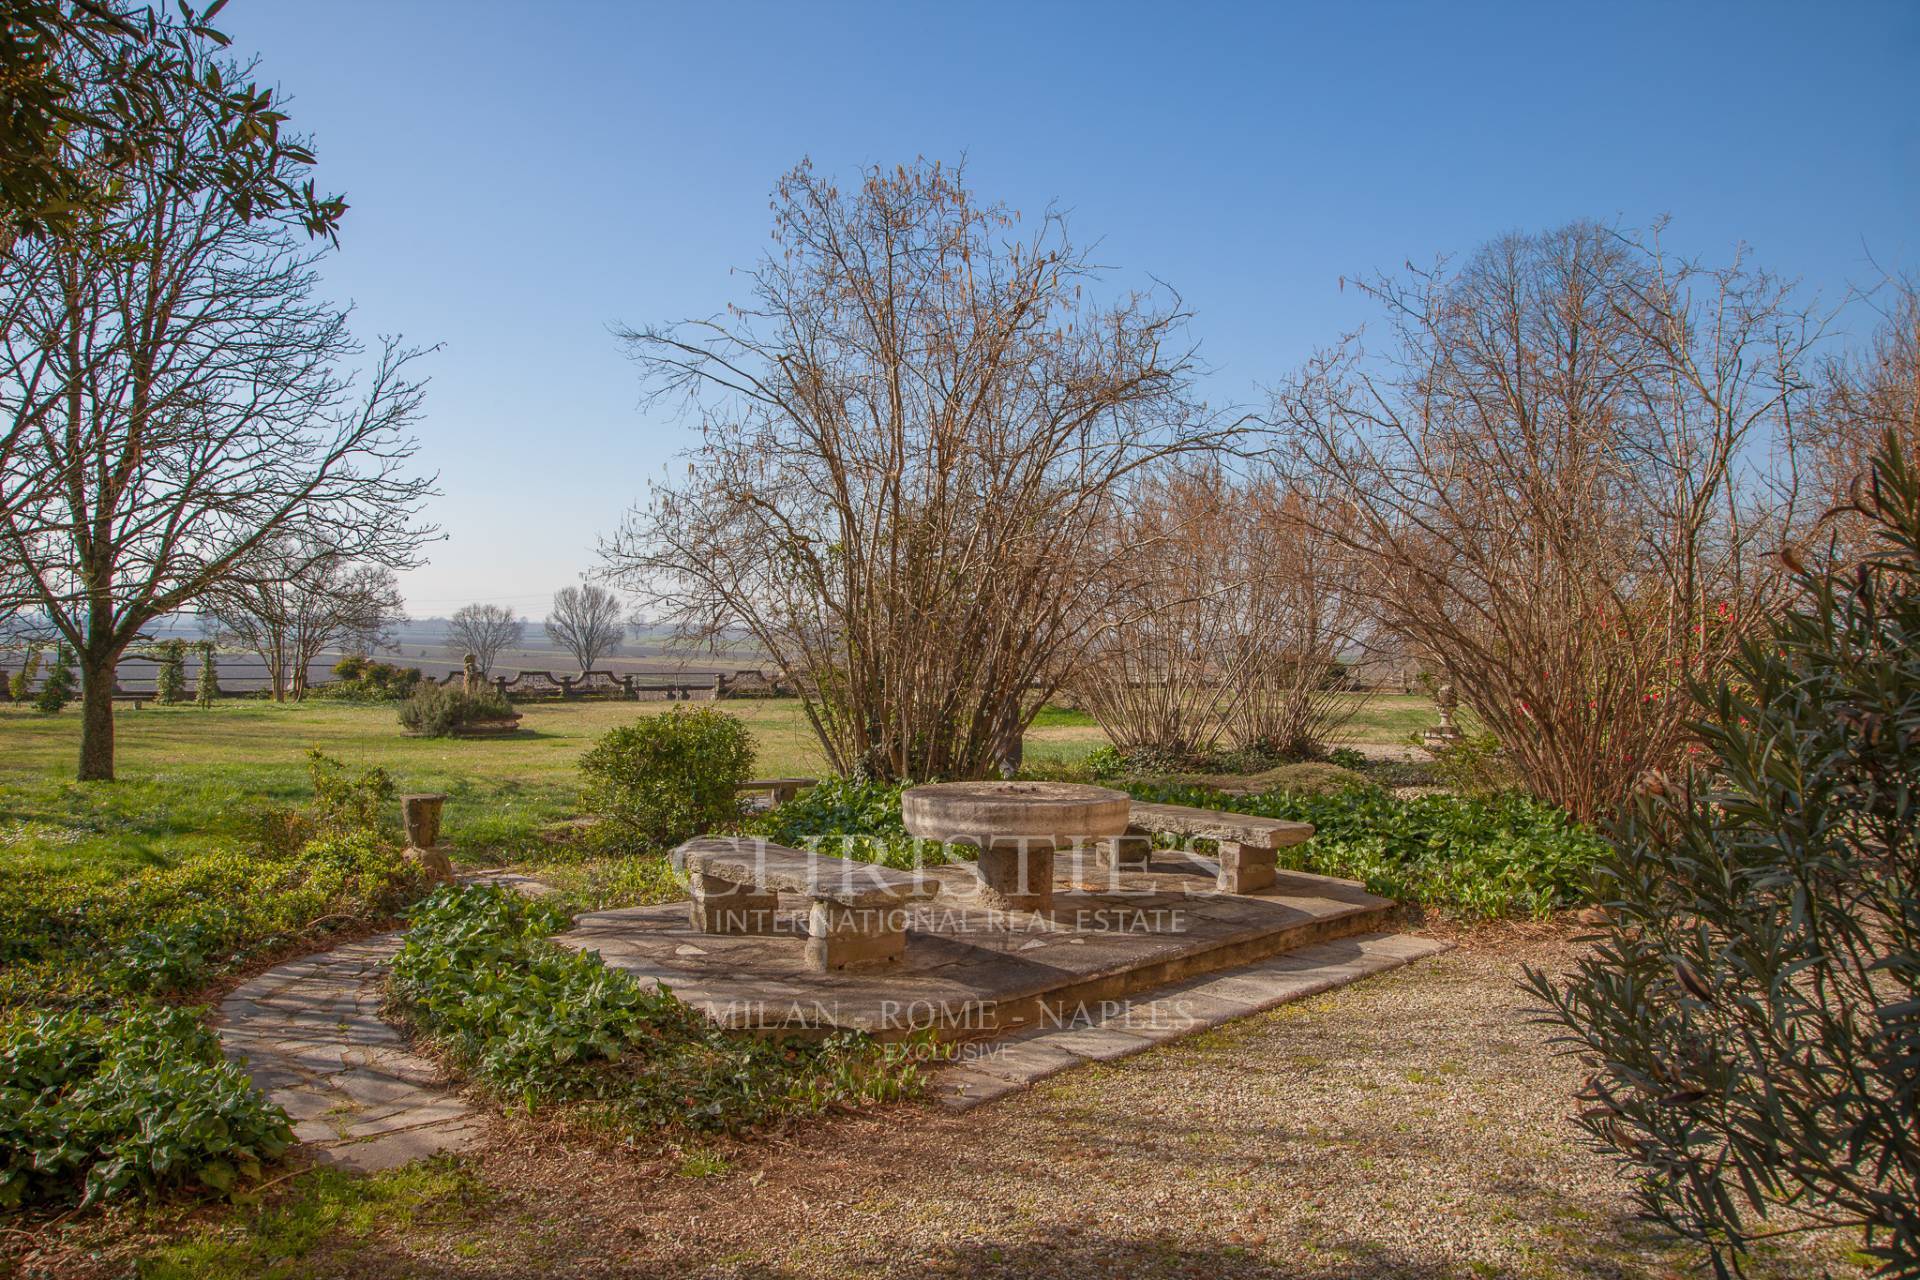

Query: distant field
left=0, top=694, right=1436, bottom=880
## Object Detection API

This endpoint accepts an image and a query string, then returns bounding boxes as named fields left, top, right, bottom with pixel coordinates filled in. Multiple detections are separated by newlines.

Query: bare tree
left=0, top=65, right=435, bottom=778
left=206, top=540, right=404, bottom=700
left=1069, top=465, right=1372, bottom=762
left=1222, top=477, right=1376, bottom=757
left=446, top=603, right=523, bottom=675
left=1270, top=222, right=1816, bottom=822
left=1808, top=275, right=1920, bottom=557
left=544, top=584, right=623, bottom=673
left=602, top=158, right=1230, bottom=780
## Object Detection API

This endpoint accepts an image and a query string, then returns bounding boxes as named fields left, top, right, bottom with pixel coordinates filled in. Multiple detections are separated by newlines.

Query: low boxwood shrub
left=0, top=1003, right=293, bottom=1209
left=578, top=708, right=754, bottom=852
left=396, top=683, right=515, bottom=737
left=1127, top=780, right=1605, bottom=919
left=387, top=886, right=923, bottom=1129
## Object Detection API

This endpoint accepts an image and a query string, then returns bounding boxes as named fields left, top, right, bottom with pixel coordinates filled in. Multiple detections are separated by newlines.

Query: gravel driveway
left=290, top=926, right=1863, bottom=1279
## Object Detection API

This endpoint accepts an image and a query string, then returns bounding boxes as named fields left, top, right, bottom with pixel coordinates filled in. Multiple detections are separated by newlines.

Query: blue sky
left=219, top=1, right=1919, bottom=617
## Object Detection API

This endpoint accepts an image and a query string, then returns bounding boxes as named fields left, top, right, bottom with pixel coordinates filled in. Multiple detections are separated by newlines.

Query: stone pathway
left=214, top=871, right=558, bottom=1171
left=932, top=930, right=1451, bottom=1108
left=216, top=934, right=486, bottom=1173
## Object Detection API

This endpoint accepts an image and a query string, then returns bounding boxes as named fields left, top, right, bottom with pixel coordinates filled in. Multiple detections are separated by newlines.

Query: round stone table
left=901, top=781, right=1131, bottom=914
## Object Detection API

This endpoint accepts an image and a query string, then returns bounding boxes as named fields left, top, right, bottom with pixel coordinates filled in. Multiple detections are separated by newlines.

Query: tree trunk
left=77, top=653, right=116, bottom=781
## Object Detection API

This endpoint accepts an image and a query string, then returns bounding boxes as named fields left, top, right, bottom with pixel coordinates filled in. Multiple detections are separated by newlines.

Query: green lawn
left=0, top=699, right=828, bottom=880
left=1022, top=693, right=1436, bottom=767
left=0, top=693, right=1437, bottom=879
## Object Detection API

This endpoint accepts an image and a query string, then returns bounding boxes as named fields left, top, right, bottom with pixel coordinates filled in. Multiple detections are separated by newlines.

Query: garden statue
left=462, top=652, right=481, bottom=697
left=1422, top=679, right=1465, bottom=749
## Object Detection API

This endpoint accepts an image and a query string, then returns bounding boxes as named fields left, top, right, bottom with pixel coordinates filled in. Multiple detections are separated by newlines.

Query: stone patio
left=560, top=847, right=1423, bottom=1043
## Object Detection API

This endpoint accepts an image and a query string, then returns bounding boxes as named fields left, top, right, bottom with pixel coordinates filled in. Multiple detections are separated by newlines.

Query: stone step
left=956, top=885, right=1402, bottom=1044
left=931, top=931, right=1451, bottom=1109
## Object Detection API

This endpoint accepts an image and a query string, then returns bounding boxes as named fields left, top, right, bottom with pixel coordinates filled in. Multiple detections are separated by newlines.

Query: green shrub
left=304, top=748, right=395, bottom=839
left=396, top=683, right=515, bottom=737
left=1526, top=434, right=1920, bottom=1275
left=151, top=639, right=188, bottom=704
left=0, top=1004, right=293, bottom=1209
left=8, top=644, right=40, bottom=701
left=1083, top=744, right=1126, bottom=779
left=194, top=642, right=220, bottom=707
left=578, top=708, right=755, bottom=852
left=388, top=886, right=923, bottom=1129
left=746, top=776, right=967, bottom=869
left=34, top=643, right=75, bottom=713
left=320, top=657, right=422, bottom=702
left=1422, top=730, right=1519, bottom=798
left=1126, top=780, right=1605, bottom=919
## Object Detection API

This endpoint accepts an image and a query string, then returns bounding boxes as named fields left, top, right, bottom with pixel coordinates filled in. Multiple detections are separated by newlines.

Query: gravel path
left=312, top=929, right=1864, bottom=1278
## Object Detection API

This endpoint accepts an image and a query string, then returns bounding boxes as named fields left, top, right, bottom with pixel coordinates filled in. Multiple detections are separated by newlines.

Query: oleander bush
left=578, top=707, right=754, bottom=852
left=387, top=885, right=924, bottom=1129
left=1526, top=433, right=1920, bottom=1276
left=1127, top=780, right=1605, bottom=919
left=396, top=683, right=516, bottom=737
left=0, top=1004, right=293, bottom=1209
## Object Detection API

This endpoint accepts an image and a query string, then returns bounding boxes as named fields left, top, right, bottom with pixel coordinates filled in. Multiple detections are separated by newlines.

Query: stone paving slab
left=932, top=931, right=1453, bottom=1109
left=563, top=854, right=1403, bottom=1041
left=215, top=932, right=484, bottom=1173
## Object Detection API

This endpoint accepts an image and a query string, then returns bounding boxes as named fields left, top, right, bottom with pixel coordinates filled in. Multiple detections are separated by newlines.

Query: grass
left=135, top=1158, right=488, bottom=1279
left=1022, top=692, right=1435, bottom=768
left=0, top=694, right=1437, bottom=874
left=0, top=698, right=827, bottom=874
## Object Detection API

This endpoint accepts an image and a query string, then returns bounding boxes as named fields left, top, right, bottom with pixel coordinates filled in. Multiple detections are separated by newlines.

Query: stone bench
left=673, top=836, right=941, bottom=971
left=734, top=777, right=818, bottom=807
left=1111, top=802, right=1315, bottom=894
